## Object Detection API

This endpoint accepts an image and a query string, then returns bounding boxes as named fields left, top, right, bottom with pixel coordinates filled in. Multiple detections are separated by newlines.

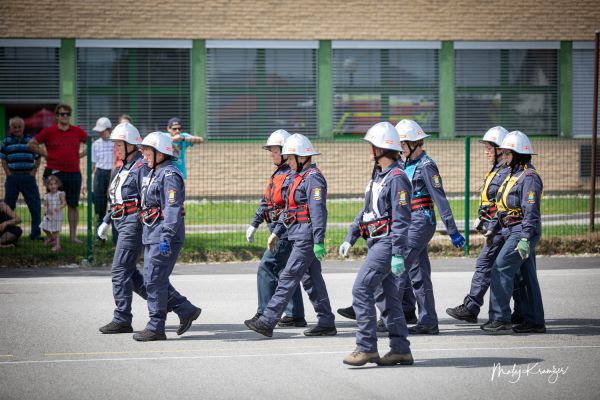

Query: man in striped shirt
left=91, top=117, right=114, bottom=231
left=0, top=117, right=42, bottom=240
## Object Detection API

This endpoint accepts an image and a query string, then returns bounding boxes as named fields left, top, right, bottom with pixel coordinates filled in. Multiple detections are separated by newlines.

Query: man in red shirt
left=28, top=104, right=87, bottom=244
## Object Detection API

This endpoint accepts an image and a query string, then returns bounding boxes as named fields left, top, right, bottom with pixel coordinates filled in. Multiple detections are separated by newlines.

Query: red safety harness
left=110, top=199, right=140, bottom=220
left=262, top=171, right=290, bottom=223
left=138, top=206, right=185, bottom=227
left=411, top=195, right=433, bottom=212
left=358, top=216, right=391, bottom=239
left=282, top=168, right=318, bottom=228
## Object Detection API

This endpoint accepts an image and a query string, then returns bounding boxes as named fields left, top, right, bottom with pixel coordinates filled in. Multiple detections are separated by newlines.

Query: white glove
left=246, top=225, right=257, bottom=243
left=97, top=222, right=109, bottom=240
left=339, top=241, right=352, bottom=258
left=267, top=233, right=279, bottom=253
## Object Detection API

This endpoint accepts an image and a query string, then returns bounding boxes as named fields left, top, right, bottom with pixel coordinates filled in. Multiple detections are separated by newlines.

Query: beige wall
left=1, top=139, right=591, bottom=201
left=1, top=0, right=598, bottom=40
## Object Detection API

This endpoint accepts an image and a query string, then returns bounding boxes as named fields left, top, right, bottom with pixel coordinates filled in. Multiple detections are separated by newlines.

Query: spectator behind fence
left=0, top=117, right=42, bottom=240
left=40, top=175, right=66, bottom=252
left=166, top=117, right=204, bottom=179
left=91, top=117, right=114, bottom=230
left=0, top=200, right=22, bottom=247
left=28, top=104, right=87, bottom=244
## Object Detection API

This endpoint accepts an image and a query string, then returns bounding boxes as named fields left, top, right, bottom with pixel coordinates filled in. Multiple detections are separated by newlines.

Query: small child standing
left=40, top=175, right=66, bottom=252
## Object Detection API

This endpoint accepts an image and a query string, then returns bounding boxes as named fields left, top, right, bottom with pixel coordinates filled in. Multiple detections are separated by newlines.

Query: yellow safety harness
left=496, top=165, right=539, bottom=217
left=480, top=166, right=501, bottom=207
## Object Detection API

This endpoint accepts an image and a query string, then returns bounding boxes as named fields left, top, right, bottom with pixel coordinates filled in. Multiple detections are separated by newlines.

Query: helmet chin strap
left=294, top=155, right=310, bottom=173
left=275, top=148, right=287, bottom=167
left=151, top=148, right=168, bottom=170
left=124, top=143, right=136, bottom=164
left=403, top=141, right=419, bottom=168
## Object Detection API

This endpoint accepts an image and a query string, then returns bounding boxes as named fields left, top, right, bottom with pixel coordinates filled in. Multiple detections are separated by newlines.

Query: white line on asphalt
left=1, top=345, right=599, bottom=366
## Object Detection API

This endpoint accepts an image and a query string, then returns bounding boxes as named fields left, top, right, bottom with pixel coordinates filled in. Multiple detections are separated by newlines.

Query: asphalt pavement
left=0, top=256, right=599, bottom=400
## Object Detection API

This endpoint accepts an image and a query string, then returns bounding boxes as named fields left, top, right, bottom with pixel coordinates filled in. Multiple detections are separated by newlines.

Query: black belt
left=9, top=170, right=33, bottom=174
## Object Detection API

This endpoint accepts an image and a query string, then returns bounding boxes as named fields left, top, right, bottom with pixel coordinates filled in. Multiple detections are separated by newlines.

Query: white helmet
left=395, top=119, right=430, bottom=142
left=109, top=122, right=142, bottom=145
left=263, top=129, right=290, bottom=150
left=499, top=131, right=536, bottom=155
left=281, top=133, right=319, bottom=156
left=363, top=122, right=402, bottom=151
left=481, top=126, right=509, bottom=147
left=141, top=131, right=174, bottom=156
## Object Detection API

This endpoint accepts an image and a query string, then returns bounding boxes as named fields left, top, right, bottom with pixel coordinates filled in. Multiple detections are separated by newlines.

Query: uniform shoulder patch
left=168, top=189, right=177, bottom=204
left=392, top=168, right=402, bottom=176
left=312, top=187, right=322, bottom=201
left=398, top=190, right=408, bottom=206
left=527, top=191, right=535, bottom=204
left=432, top=174, right=442, bottom=188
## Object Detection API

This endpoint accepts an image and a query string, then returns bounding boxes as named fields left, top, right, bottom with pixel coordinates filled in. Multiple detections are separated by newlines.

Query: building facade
left=0, top=0, right=598, bottom=138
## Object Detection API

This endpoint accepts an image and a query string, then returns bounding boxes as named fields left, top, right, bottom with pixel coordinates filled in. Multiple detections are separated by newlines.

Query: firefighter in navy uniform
left=446, top=126, right=517, bottom=323
left=395, top=119, right=465, bottom=335
left=481, top=131, right=545, bottom=334
left=133, top=132, right=201, bottom=341
left=245, top=134, right=336, bottom=337
left=339, top=122, right=413, bottom=367
left=97, top=124, right=201, bottom=337
left=245, top=129, right=306, bottom=327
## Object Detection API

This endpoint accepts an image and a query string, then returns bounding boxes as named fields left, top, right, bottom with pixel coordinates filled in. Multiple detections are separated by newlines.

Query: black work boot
left=244, top=318, right=274, bottom=337
left=512, top=321, right=546, bottom=334
left=376, top=318, right=388, bottom=333
left=303, top=325, right=337, bottom=336
left=511, top=312, right=525, bottom=325
left=277, top=316, right=308, bottom=327
left=133, top=329, right=167, bottom=341
left=404, top=309, right=418, bottom=325
left=446, top=304, right=478, bottom=323
left=249, top=313, right=262, bottom=323
left=408, top=324, right=439, bottom=335
left=177, top=307, right=202, bottom=335
left=337, top=306, right=356, bottom=320
left=480, top=320, right=512, bottom=333
left=99, top=321, right=133, bottom=334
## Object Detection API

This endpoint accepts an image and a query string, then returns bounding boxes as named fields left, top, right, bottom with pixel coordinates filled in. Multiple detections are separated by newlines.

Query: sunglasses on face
left=57, top=112, right=71, bottom=117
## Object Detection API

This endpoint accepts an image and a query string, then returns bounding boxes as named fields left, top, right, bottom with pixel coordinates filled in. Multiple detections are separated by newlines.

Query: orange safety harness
left=282, top=168, right=319, bottom=228
left=262, top=170, right=290, bottom=223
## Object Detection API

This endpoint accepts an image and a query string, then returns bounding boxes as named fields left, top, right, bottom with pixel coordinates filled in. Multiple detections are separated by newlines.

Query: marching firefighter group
left=98, top=119, right=545, bottom=366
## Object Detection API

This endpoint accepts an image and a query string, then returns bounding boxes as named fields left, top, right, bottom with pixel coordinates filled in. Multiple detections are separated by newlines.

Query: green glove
left=391, top=255, right=405, bottom=276
left=516, top=238, right=530, bottom=260
left=313, top=243, right=326, bottom=260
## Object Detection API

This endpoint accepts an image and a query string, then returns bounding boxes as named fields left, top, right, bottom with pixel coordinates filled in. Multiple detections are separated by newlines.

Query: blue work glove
left=159, top=240, right=171, bottom=256
left=449, top=232, right=465, bottom=249
left=313, top=243, right=326, bottom=260
left=516, top=238, right=530, bottom=260
left=391, top=255, right=405, bottom=276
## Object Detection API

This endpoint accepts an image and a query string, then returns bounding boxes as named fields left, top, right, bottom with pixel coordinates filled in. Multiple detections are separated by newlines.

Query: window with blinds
left=205, top=45, right=318, bottom=139
left=0, top=45, right=60, bottom=103
left=455, top=43, right=559, bottom=135
left=76, top=46, right=191, bottom=135
left=573, top=42, right=599, bottom=137
left=332, top=45, right=439, bottom=136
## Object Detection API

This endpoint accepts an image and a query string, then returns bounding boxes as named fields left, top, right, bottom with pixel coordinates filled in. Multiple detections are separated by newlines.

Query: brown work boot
left=343, top=349, right=381, bottom=366
left=377, top=351, right=414, bottom=366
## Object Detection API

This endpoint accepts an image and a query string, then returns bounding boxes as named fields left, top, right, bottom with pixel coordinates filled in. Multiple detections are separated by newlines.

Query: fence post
left=591, top=31, right=599, bottom=233
left=464, top=136, right=470, bottom=255
left=86, top=135, right=93, bottom=264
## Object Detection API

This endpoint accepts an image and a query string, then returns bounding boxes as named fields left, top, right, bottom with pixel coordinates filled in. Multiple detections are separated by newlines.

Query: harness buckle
left=282, top=212, right=297, bottom=229
left=139, top=207, right=161, bottom=227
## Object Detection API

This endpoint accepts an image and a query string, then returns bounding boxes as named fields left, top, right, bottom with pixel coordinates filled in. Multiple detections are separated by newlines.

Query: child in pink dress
left=40, top=175, right=66, bottom=252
